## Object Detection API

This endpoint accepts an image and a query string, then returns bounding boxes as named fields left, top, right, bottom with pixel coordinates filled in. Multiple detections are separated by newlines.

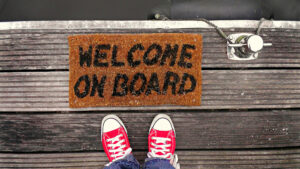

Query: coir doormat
left=68, top=33, right=202, bottom=108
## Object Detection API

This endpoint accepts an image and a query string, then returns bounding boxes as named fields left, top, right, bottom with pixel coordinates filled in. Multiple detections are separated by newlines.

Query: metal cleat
left=227, top=33, right=272, bottom=60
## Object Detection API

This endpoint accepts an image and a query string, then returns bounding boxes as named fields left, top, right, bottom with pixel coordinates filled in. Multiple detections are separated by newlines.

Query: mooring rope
left=197, top=18, right=268, bottom=44
left=154, top=15, right=268, bottom=44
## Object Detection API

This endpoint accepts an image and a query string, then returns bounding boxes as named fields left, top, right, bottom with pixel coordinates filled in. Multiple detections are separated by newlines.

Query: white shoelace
left=149, top=136, right=172, bottom=159
left=106, top=134, right=132, bottom=162
left=148, top=136, right=180, bottom=169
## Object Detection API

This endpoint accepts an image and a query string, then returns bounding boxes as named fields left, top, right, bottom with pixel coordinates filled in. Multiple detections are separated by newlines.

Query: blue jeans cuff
left=144, top=158, right=175, bottom=169
left=104, top=154, right=140, bottom=169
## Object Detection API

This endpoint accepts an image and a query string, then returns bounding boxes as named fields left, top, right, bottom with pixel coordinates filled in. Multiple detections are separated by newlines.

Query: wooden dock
left=0, top=20, right=300, bottom=168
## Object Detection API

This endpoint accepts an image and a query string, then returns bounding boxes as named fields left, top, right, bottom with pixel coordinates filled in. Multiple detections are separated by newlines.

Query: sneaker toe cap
left=103, top=119, right=121, bottom=132
left=153, top=118, right=172, bottom=131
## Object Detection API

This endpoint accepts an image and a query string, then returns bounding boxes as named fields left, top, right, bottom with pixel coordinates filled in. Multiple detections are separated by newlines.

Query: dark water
left=0, top=0, right=298, bottom=21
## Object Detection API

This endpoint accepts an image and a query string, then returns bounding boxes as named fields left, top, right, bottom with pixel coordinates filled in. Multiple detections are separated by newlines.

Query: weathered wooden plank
left=0, top=21, right=299, bottom=70
left=1, top=149, right=300, bottom=168
left=1, top=70, right=300, bottom=111
left=0, top=20, right=299, bottom=30
left=0, top=110, right=299, bottom=151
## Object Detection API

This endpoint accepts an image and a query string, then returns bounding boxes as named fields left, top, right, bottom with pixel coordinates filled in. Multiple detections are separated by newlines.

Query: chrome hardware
left=227, top=33, right=272, bottom=60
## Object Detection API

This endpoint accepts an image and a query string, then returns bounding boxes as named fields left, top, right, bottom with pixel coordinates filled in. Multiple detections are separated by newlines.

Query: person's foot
left=101, top=114, right=132, bottom=163
left=148, top=114, right=176, bottom=159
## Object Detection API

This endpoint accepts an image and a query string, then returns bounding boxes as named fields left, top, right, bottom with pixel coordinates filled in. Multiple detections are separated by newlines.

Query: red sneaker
left=148, top=114, right=180, bottom=168
left=101, top=115, right=132, bottom=163
left=148, top=114, right=176, bottom=159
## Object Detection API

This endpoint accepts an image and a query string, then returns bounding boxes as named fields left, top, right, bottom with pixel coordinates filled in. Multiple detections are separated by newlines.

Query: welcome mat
left=68, top=33, right=202, bottom=108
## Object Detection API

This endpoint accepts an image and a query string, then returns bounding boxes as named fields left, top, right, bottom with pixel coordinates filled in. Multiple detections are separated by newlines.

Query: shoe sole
left=101, top=114, right=128, bottom=141
left=149, top=114, right=176, bottom=137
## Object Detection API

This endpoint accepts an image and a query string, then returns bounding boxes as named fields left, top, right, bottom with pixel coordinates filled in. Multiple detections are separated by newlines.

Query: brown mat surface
left=68, top=33, right=202, bottom=108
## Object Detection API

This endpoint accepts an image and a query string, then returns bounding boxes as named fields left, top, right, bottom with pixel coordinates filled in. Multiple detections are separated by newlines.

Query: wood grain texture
left=0, top=20, right=299, bottom=30
left=0, top=21, right=299, bottom=168
left=1, top=149, right=300, bottom=168
left=1, top=70, right=300, bottom=111
left=0, top=28, right=299, bottom=70
left=0, top=111, right=299, bottom=152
